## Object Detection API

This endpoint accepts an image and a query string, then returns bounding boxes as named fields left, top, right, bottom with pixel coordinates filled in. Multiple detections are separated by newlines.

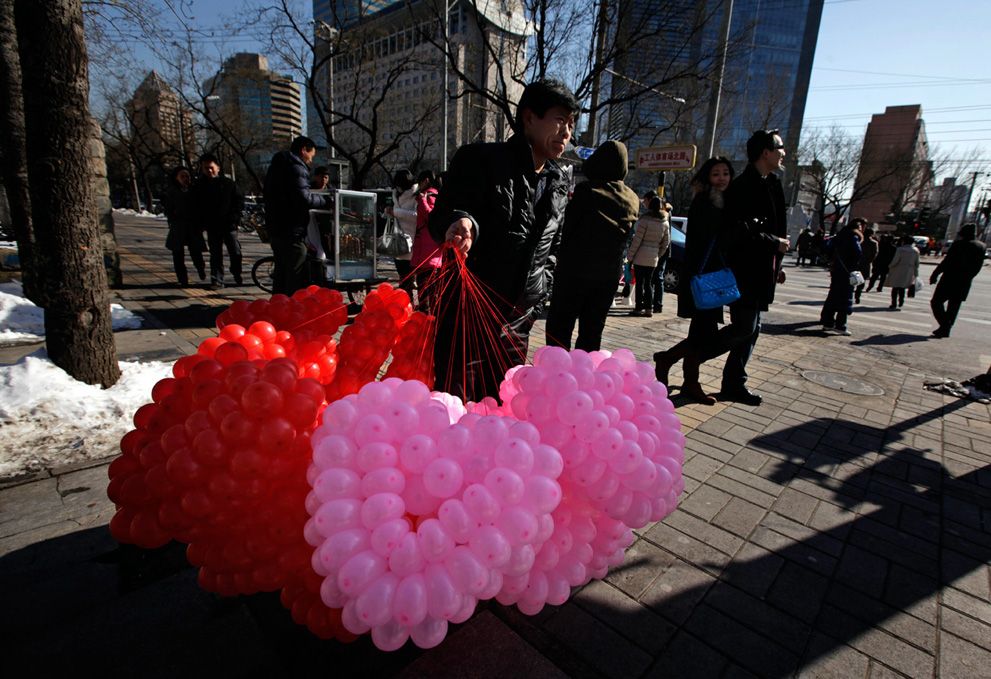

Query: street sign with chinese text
left=635, top=145, right=697, bottom=171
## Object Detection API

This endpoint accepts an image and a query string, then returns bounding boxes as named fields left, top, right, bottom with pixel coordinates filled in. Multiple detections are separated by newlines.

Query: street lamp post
left=703, top=0, right=734, bottom=159
left=442, top=2, right=453, bottom=172
left=315, top=21, right=339, bottom=159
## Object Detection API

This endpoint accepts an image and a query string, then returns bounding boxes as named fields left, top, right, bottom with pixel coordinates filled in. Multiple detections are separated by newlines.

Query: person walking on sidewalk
left=819, top=219, right=863, bottom=335
left=410, top=170, right=441, bottom=309
left=429, top=78, right=579, bottom=401
left=653, top=156, right=735, bottom=404
left=866, top=234, right=895, bottom=293
left=385, top=169, right=418, bottom=297
left=690, top=130, right=790, bottom=406
left=192, top=153, right=243, bottom=289
left=546, top=140, right=640, bottom=350
left=162, top=166, right=205, bottom=287
left=263, top=136, right=332, bottom=295
left=886, top=235, right=920, bottom=310
left=854, top=224, right=877, bottom=304
left=929, top=223, right=986, bottom=337
left=626, top=197, right=670, bottom=317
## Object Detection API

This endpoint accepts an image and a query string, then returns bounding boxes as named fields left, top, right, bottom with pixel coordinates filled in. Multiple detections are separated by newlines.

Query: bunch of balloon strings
left=107, top=246, right=686, bottom=651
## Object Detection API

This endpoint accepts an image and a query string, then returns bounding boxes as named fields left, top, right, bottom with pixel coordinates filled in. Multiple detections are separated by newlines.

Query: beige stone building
left=128, top=71, right=195, bottom=171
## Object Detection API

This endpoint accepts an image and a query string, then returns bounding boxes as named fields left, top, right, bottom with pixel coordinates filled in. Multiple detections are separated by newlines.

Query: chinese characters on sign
left=635, top=145, right=698, bottom=171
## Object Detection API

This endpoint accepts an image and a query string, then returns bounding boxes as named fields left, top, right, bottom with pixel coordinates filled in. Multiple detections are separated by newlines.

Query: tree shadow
left=133, top=305, right=223, bottom=331
left=851, top=333, right=931, bottom=346
left=761, top=320, right=824, bottom=336
left=562, top=397, right=989, bottom=677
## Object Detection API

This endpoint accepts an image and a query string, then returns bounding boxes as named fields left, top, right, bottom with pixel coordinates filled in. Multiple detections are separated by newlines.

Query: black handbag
left=376, top=216, right=410, bottom=257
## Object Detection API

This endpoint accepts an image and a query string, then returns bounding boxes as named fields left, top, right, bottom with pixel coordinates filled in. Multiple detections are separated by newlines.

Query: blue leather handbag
left=690, top=240, right=740, bottom=310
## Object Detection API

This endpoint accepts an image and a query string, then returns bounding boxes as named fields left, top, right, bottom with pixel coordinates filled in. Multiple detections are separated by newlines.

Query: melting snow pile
left=1, top=280, right=142, bottom=344
left=0, top=350, right=171, bottom=479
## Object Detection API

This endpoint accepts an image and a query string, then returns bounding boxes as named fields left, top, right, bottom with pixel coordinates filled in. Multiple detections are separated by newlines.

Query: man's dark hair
left=290, top=135, right=318, bottom=155
left=959, top=222, right=977, bottom=240
left=746, top=129, right=781, bottom=164
left=514, top=78, right=580, bottom=132
left=198, top=152, right=220, bottom=167
left=313, top=165, right=330, bottom=176
left=850, top=217, right=868, bottom=229
left=417, top=169, right=436, bottom=185
left=643, top=189, right=658, bottom=201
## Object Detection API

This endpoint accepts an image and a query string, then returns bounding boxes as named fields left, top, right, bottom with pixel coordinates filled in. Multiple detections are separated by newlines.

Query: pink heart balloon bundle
left=304, top=345, right=684, bottom=650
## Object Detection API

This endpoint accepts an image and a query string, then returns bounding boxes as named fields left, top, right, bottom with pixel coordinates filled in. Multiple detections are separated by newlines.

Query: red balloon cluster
left=107, top=339, right=352, bottom=639
left=384, top=311, right=436, bottom=387
left=218, top=286, right=348, bottom=340
left=108, top=284, right=439, bottom=642
left=326, top=284, right=414, bottom=400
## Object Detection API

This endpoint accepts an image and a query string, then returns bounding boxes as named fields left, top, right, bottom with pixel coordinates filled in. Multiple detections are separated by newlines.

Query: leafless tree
left=1, top=0, right=120, bottom=386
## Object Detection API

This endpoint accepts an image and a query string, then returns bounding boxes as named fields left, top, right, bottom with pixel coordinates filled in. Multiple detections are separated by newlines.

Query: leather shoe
left=719, top=387, right=762, bottom=406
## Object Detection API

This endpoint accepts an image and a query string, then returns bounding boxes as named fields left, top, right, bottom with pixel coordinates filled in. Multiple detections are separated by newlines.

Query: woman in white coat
left=387, top=169, right=418, bottom=296
left=626, top=197, right=671, bottom=317
left=885, top=235, right=920, bottom=310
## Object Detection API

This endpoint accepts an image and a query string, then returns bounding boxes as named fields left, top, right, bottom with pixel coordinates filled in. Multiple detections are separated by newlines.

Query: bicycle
left=251, top=254, right=383, bottom=308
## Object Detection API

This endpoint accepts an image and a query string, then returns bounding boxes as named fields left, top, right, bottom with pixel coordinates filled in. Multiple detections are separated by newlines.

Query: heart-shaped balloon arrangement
left=108, top=283, right=684, bottom=650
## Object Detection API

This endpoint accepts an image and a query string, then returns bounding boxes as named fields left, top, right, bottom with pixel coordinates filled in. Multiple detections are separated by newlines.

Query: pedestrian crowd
left=162, top=78, right=986, bottom=406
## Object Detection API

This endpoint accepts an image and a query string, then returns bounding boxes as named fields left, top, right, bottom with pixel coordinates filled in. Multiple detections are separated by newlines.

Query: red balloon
left=242, top=381, right=285, bottom=417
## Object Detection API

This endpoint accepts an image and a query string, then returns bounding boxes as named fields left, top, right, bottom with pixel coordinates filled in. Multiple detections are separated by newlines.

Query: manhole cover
left=800, top=370, right=884, bottom=396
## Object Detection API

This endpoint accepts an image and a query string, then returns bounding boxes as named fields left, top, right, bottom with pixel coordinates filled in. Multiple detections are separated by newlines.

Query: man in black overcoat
left=929, top=222, right=986, bottom=338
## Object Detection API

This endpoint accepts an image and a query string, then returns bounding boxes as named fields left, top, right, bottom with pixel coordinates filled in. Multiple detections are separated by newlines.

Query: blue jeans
left=652, top=258, right=668, bottom=309
left=698, top=299, right=762, bottom=391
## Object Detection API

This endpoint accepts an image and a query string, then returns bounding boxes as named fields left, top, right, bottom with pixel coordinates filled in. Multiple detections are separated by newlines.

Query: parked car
left=663, top=216, right=687, bottom=292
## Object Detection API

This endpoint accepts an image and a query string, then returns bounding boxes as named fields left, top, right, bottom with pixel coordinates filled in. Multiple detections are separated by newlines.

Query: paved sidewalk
left=2, top=216, right=990, bottom=677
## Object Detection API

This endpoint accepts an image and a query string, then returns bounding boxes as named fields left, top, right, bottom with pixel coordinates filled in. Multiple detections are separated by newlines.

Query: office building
left=203, top=53, right=303, bottom=182
left=604, top=0, right=824, bottom=192
left=128, top=70, right=195, bottom=170
left=308, top=0, right=529, bottom=185
left=848, top=105, right=932, bottom=227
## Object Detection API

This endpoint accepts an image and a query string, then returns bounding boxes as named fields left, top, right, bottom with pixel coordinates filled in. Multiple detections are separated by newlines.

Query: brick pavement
left=1, top=216, right=989, bottom=677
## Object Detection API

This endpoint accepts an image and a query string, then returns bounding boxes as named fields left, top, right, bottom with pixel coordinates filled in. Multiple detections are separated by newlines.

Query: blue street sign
left=575, top=146, right=595, bottom=160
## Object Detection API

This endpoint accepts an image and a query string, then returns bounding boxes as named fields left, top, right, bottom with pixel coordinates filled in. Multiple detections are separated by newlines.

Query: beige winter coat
left=628, top=213, right=671, bottom=267
left=886, top=244, right=919, bottom=289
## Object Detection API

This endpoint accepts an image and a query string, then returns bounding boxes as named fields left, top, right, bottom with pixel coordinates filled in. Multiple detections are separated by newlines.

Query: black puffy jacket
left=429, top=134, right=570, bottom=311
left=263, top=150, right=331, bottom=242
left=192, top=174, right=242, bottom=234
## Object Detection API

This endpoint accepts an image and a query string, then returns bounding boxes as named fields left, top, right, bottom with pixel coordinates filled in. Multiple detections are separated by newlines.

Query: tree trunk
left=15, top=0, right=120, bottom=387
left=0, top=0, right=42, bottom=303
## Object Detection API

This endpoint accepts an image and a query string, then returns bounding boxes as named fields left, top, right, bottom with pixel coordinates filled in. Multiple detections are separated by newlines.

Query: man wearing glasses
left=699, top=129, right=791, bottom=406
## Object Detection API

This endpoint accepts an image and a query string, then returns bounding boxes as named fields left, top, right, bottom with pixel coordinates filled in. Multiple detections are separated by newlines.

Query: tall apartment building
left=128, top=71, right=195, bottom=170
left=604, top=0, right=824, bottom=188
left=848, top=105, right=932, bottom=227
left=308, top=0, right=529, bottom=185
left=203, top=53, right=303, bottom=182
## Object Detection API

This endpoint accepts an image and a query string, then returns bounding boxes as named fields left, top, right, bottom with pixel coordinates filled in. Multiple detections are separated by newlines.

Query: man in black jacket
left=929, top=223, right=986, bottom=338
left=429, top=79, right=579, bottom=401
left=701, top=129, right=791, bottom=406
left=192, top=153, right=244, bottom=289
left=263, top=136, right=332, bottom=295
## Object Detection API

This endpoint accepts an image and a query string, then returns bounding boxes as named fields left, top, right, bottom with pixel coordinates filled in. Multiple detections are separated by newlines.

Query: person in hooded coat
left=546, top=140, right=640, bottom=350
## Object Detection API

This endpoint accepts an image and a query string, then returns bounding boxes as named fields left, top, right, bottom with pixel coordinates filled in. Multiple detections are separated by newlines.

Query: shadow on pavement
left=567, top=397, right=989, bottom=677
left=136, top=305, right=223, bottom=331
left=3, top=400, right=986, bottom=677
left=851, top=333, right=932, bottom=346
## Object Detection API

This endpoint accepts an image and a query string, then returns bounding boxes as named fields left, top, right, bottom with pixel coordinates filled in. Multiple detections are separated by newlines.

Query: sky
left=804, top=0, right=991, bottom=208
left=115, top=0, right=991, bottom=209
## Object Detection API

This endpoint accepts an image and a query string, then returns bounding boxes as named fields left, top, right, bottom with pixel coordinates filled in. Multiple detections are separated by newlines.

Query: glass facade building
left=607, top=0, right=824, bottom=176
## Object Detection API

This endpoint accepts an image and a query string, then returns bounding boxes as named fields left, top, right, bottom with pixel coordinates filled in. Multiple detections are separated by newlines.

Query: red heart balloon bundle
left=325, top=284, right=415, bottom=401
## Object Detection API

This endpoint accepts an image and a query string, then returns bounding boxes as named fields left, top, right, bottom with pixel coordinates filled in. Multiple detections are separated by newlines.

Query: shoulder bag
left=690, top=238, right=741, bottom=310
left=376, top=215, right=411, bottom=257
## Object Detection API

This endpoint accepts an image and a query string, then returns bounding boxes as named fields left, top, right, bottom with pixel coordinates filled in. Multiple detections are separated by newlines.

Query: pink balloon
left=371, top=518, right=411, bottom=556
left=360, top=493, right=405, bottom=530
left=469, top=525, right=512, bottom=568
left=484, top=467, right=525, bottom=505
left=417, top=518, right=454, bottom=562
left=361, top=467, right=406, bottom=496
left=393, top=573, right=428, bottom=627
left=424, top=563, right=461, bottom=620
left=338, top=550, right=387, bottom=595
left=355, top=573, right=398, bottom=627
left=410, top=617, right=448, bottom=649
left=357, top=442, right=399, bottom=472
left=422, top=458, right=464, bottom=498
left=398, top=434, right=437, bottom=473
left=389, top=532, right=425, bottom=576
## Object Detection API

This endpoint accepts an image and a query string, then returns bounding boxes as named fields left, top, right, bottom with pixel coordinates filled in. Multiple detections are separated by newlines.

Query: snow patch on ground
left=0, top=280, right=143, bottom=344
left=113, top=208, right=165, bottom=219
left=0, top=349, right=171, bottom=480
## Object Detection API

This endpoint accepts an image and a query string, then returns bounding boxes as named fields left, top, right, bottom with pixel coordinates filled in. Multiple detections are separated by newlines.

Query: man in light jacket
left=263, top=136, right=332, bottom=295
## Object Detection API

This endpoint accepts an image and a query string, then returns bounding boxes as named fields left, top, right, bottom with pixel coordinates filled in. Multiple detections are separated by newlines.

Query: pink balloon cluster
left=304, top=379, right=565, bottom=650
left=304, top=347, right=685, bottom=651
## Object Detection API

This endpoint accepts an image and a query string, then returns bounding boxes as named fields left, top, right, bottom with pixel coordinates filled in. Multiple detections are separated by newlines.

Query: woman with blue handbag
left=653, top=157, right=736, bottom=404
